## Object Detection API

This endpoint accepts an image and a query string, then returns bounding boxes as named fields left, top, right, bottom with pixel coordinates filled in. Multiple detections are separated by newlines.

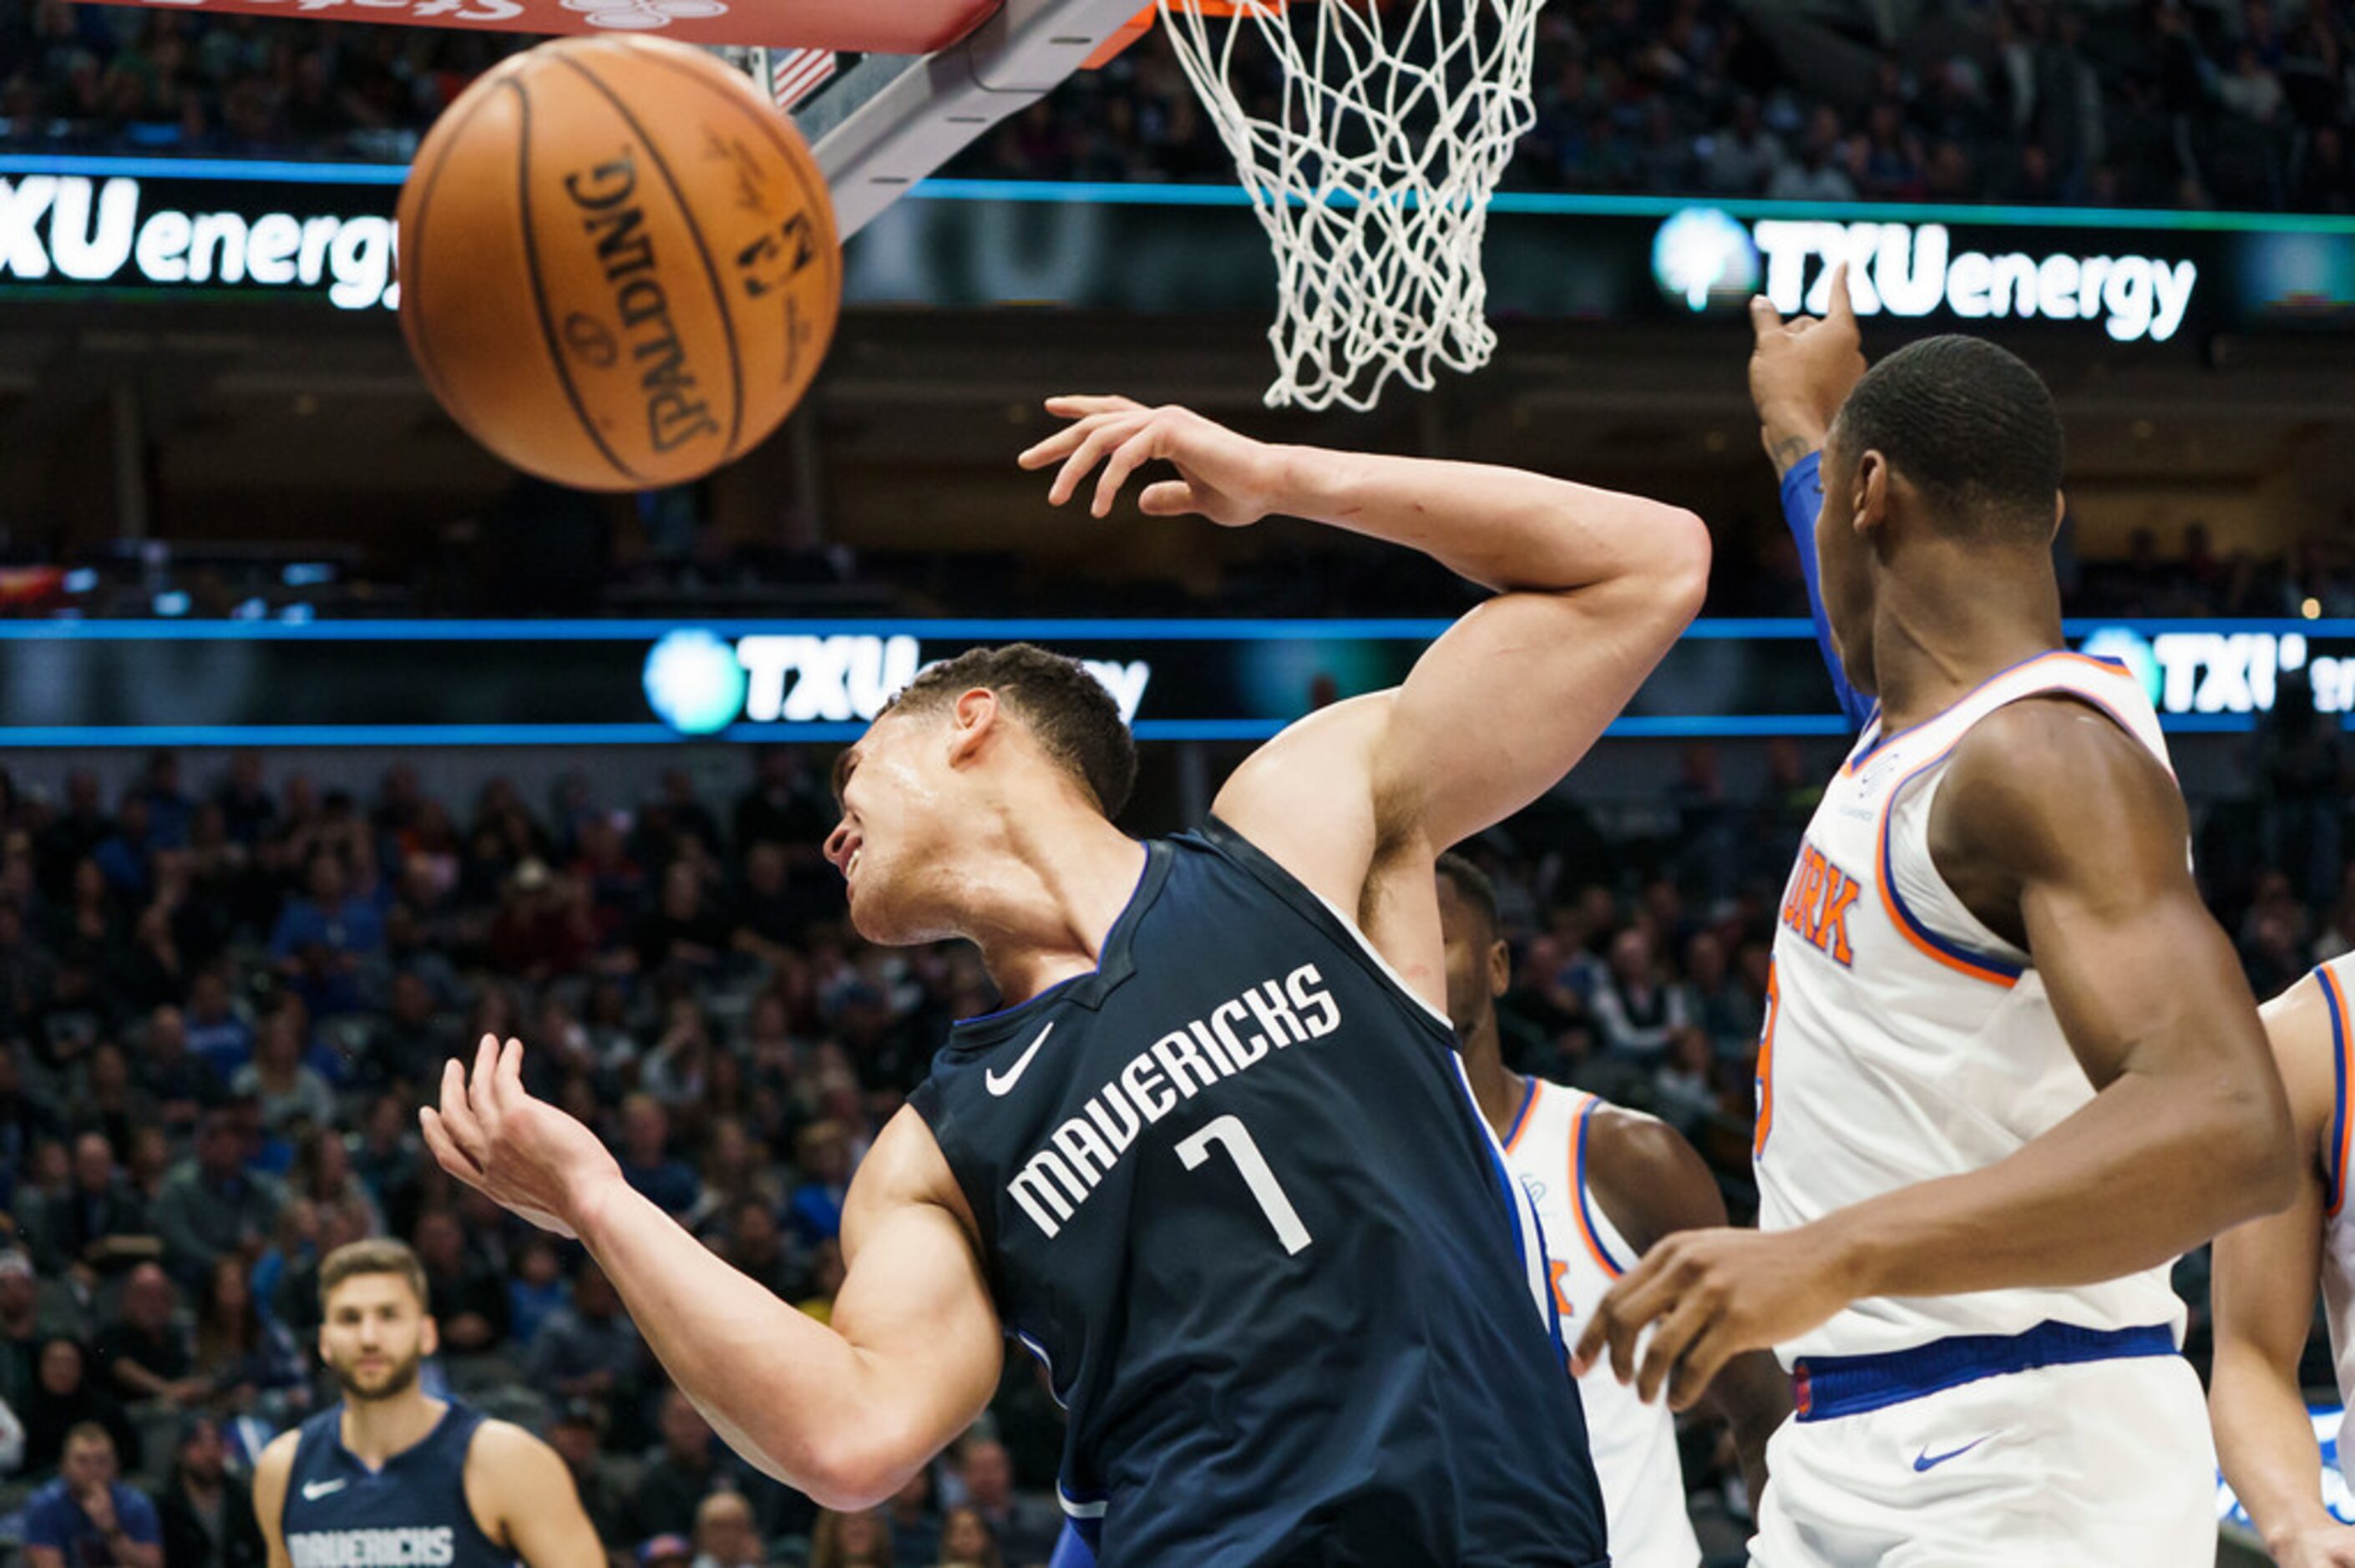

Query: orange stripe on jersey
left=1503, top=1079, right=1541, bottom=1154
left=2323, top=968, right=2355, bottom=1219
left=1873, top=746, right=2024, bottom=989
left=1841, top=649, right=2139, bottom=777
left=1568, top=1095, right=1626, bottom=1278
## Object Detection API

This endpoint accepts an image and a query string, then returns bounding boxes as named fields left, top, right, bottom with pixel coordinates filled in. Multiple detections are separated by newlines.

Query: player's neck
left=339, top=1387, right=446, bottom=1469
left=1869, top=554, right=2064, bottom=733
left=960, top=807, right=1151, bottom=1009
left=1459, top=1016, right=1524, bottom=1141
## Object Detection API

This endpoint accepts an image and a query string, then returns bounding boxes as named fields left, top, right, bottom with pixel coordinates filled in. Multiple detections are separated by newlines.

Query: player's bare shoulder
left=252, top=1428, right=301, bottom=1559
left=1579, top=1100, right=1730, bottom=1253
left=2260, top=969, right=2343, bottom=1156
left=846, top=1105, right=985, bottom=1253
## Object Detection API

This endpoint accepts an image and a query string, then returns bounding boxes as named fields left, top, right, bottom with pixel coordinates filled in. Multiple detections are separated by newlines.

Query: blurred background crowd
left=11, top=0, right=2355, bottom=214
left=0, top=634, right=2339, bottom=1563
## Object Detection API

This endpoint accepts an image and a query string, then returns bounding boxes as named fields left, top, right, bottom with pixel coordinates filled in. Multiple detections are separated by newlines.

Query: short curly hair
left=876, top=643, right=1137, bottom=817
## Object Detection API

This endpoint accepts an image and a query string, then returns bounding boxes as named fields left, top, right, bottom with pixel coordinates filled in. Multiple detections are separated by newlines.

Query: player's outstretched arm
left=251, top=1430, right=298, bottom=1568
left=2211, top=976, right=2355, bottom=1568
left=1748, top=263, right=1870, bottom=726
left=421, top=1037, right=1004, bottom=1510
left=468, top=1420, right=609, bottom=1567
left=1578, top=701, right=2295, bottom=1407
left=1022, top=395, right=1706, bottom=996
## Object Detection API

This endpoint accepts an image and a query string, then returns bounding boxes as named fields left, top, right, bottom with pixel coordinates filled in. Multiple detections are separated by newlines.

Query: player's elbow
left=799, top=1424, right=931, bottom=1512
left=2207, top=1070, right=2299, bottom=1222
left=1642, top=508, right=1713, bottom=628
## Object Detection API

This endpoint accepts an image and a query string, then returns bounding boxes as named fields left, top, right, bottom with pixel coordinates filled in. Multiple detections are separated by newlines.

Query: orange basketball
left=396, top=35, right=840, bottom=491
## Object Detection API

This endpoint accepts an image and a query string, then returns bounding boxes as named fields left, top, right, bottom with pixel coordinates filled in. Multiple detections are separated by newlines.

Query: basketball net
left=1157, top=0, right=1542, bottom=412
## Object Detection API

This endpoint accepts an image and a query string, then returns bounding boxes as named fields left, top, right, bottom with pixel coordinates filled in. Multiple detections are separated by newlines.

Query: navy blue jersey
left=281, top=1399, right=513, bottom=1568
left=909, top=820, right=1608, bottom=1566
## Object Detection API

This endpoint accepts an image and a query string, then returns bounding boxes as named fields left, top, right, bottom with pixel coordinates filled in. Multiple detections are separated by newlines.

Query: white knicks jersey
left=1505, top=1079, right=1700, bottom=1568
left=2307, top=956, right=2355, bottom=1490
left=1755, top=650, right=2189, bottom=1364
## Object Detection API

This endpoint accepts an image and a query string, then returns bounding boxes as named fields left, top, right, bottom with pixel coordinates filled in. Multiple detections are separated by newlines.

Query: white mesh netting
left=1157, top=0, right=1543, bottom=412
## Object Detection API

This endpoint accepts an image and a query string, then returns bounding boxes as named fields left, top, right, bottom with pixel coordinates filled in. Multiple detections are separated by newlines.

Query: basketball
left=395, top=34, right=840, bottom=491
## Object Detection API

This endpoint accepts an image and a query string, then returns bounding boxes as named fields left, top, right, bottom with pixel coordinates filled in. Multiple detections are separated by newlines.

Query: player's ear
left=945, top=687, right=999, bottom=767
left=1486, top=938, right=1510, bottom=999
left=2050, top=488, right=2066, bottom=544
left=1853, top=449, right=1890, bottom=540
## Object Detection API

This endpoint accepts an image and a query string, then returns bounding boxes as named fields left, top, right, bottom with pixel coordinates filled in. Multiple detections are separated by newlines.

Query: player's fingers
left=1748, top=293, right=1783, bottom=341
left=1826, top=261, right=1857, bottom=330
left=1045, top=394, right=1143, bottom=418
left=466, top=1033, right=501, bottom=1129
left=1020, top=409, right=1119, bottom=472
left=437, top=1055, right=488, bottom=1162
left=1598, top=1263, right=1684, bottom=1386
left=494, top=1036, right=525, bottom=1108
left=1137, top=480, right=1196, bottom=516
left=418, top=1106, right=484, bottom=1184
left=1092, top=425, right=1163, bottom=518
left=1634, top=1291, right=1714, bottom=1405
left=1667, top=1322, right=1741, bottom=1413
left=1049, top=416, right=1144, bottom=507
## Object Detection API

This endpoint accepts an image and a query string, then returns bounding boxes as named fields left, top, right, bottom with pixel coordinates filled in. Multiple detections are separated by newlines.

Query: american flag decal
left=766, top=47, right=838, bottom=113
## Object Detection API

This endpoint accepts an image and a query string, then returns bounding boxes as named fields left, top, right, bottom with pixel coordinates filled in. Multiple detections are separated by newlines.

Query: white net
left=1157, top=0, right=1542, bottom=412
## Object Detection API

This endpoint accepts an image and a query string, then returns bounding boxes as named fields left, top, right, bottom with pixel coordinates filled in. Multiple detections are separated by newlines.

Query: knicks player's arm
left=1585, top=1108, right=1790, bottom=1505
left=1024, top=399, right=1709, bottom=979
left=251, top=1429, right=299, bottom=1568
left=1578, top=701, right=2296, bottom=1409
left=2210, top=975, right=2355, bottom=1567
left=465, top=1420, right=609, bottom=1566
left=423, top=1040, right=1005, bottom=1510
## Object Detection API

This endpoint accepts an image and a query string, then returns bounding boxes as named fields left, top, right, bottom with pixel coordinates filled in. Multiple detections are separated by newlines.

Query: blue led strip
left=3, top=155, right=2352, bottom=239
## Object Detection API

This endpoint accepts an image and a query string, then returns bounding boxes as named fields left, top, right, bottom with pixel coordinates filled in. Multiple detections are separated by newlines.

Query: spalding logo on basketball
left=396, top=34, right=841, bottom=491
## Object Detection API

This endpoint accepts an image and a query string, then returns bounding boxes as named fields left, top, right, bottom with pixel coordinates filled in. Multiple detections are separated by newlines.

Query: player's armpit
left=2211, top=974, right=2346, bottom=1559
left=468, top=1422, right=605, bottom=1568
left=251, top=1429, right=300, bottom=1568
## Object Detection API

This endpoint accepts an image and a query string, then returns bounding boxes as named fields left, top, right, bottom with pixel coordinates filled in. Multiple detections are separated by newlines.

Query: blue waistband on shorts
left=1790, top=1319, right=2178, bottom=1423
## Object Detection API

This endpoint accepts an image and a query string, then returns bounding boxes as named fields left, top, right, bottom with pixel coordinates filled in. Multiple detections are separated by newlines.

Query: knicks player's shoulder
left=1578, top=1100, right=1728, bottom=1250
left=1937, top=695, right=2184, bottom=856
left=2258, top=968, right=2343, bottom=1129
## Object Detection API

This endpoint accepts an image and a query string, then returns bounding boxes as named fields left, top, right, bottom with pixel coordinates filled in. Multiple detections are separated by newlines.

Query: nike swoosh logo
left=1912, top=1435, right=1993, bottom=1472
left=301, top=1479, right=348, bottom=1500
left=985, top=1022, right=1056, bottom=1097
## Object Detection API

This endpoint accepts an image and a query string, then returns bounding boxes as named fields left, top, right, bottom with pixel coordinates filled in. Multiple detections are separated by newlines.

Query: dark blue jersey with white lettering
left=281, top=1399, right=513, bottom=1568
left=909, top=820, right=1608, bottom=1566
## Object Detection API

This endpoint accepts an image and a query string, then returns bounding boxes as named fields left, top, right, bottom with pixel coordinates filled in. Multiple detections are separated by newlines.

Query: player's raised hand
left=1748, top=261, right=1867, bottom=475
left=1570, top=1225, right=1856, bottom=1412
left=1019, top=395, right=1280, bottom=526
left=420, top=1034, right=624, bottom=1240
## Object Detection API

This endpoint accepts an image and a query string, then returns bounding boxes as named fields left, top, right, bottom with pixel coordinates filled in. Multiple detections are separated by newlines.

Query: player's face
left=1816, top=425, right=1879, bottom=696
left=823, top=707, right=970, bottom=946
left=319, top=1273, right=437, bottom=1404
left=1435, top=879, right=1507, bottom=1040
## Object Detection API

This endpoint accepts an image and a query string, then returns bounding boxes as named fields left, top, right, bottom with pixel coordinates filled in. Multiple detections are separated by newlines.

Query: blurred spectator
left=413, top=1206, right=505, bottom=1353
left=152, top=1110, right=283, bottom=1287
left=182, top=970, right=254, bottom=1083
left=190, top=1255, right=305, bottom=1420
left=94, top=1262, right=206, bottom=1407
left=626, top=1389, right=732, bottom=1542
left=526, top=1260, right=641, bottom=1415
left=788, top=1120, right=853, bottom=1248
left=812, top=1505, right=899, bottom=1568
left=21, top=1421, right=161, bottom=1565
left=549, top=1399, right=634, bottom=1547
left=230, top=1009, right=335, bottom=1136
left=691, top=1488, right=766, bottom=1568
left=616, top=1094, right=701, bottom=1217
left=886, top=1471, right=940, bottom=1566
left=1589, top=928, right=1691, bottom=1060
left=936, top=1506, right=1005, bottom=1568
left=28, top=1130, right=153, bottom=1279
left=953, top=1439, right=1056, bottom=1568
left=153, top=1414, right=267, bottom=1568
left=21, top=1338, right=140, bottom=1478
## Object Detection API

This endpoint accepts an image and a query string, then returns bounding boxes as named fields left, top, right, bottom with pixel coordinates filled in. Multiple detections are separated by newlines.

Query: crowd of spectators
left=10, top=0, right=2355, bottom=215
left=0, top=643, right=2340, bottom=1560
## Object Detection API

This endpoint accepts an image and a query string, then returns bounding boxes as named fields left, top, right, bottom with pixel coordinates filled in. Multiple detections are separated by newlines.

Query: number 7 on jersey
left=1178, top=1115, right=1314, bottom=1256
